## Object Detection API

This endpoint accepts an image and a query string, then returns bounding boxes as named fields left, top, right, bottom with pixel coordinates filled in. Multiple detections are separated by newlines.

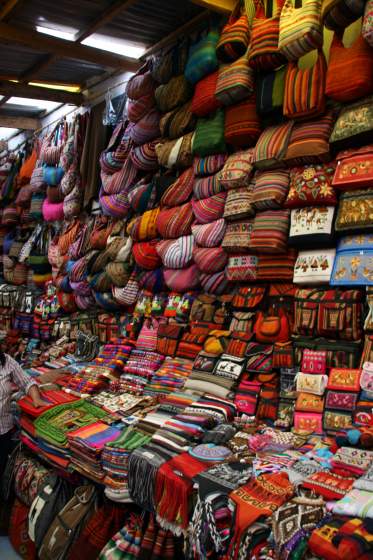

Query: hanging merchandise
left=185, top=29, right=220, bottom=84
left=321, top=0, right=365, bottom=30
left=216, top=1, right=250, bottom=62
left=256, top=65, right=287, bottom=117
left=224, top=95, right=262, bottom=147
left=249, top=0, right=287, bottom=71
left=363, top=0, right=373, bottom=46
left=278, top=0, right=323, bottom=61
left=215, top=51, right=255, bottom=106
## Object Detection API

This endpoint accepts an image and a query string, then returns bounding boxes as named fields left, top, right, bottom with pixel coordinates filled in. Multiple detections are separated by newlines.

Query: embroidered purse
left=331, top=234, right=373, bottom=286
left=302, top=349, right=327, bottom=374
left=327, top=368, right=361, bottom=391
left=294, top=411, right=323, bottom=433
left=285, top=163, right=337, bottom=208
left=329, top=96, right=373, bottom=152
left=333, top=145, right=373, bottom=191
left=288, top=207, right=335, bottom=248
left=293, top=249, right=335, bottom=284
left=325, top=390, right=359, bottom=411
left=360, top=361, right=373, bottom=399
left=335, top=190, right=373, bottom=233
left=296, top=372, right=328, bottom=395
left=323, top=410, right=353, bottom=432
left=295, top=392, right=324, bottom=413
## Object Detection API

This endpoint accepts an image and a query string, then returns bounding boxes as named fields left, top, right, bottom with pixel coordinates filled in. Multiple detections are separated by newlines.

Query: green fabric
left=35, top=400, right=108, bottom=446
left=192, top=109, right=226, bottom=157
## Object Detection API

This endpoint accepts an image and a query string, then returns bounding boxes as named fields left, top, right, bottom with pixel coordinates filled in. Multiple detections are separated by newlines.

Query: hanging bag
left=363, top=0, right=373, bottom=47
left=325, top=33, right=373, bottom=103
left=283, top=49, right=327, bottom=119
left=321, top=0, right=365, bottom=31
left=215, top=50, right=255, bottom=106
left=249, top=0, right=287, bottom=71
left=185, top=29, right=220, bottom=84
left=216, top=1, right=250, bottom=62
left=278, top=0, right=323, bottom=61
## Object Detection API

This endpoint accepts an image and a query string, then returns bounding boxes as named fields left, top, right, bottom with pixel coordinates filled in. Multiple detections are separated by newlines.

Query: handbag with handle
left=216, top=1, right=250, bottom=62
left=215, top=50, right=255, bottom=106
left=283, top=50, right=327, bottom=120
left=279, top=0, right=323, bottom=60
left=254, top=308, right=290, bottom=343
left=321, top=0, right=365, bottom=31
left=249, top=0, right=287, bottom=71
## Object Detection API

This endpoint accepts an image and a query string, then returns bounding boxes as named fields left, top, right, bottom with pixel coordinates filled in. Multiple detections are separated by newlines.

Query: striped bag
left=252, top=169, right=290, bottom=210
left=192, top=109, right=226, bottom=157
left=285, top=110, right=335, bottom=165
left=223, top=185, right=255, bottom=220
left=193, top=247, right=228, bottom=272
left=257, top=249, right=297, bottom=279
left=249, top=0, right=287, bottom=71
left=193, top=173, right=224, bottom=200
left=155, top=133, right=194, bottom=169
left=193, top=154, right=228, bottom=176
left=321, top=0, right=365, bottom=30
left=279, top=0, right=323, bottom=61
left=253, top=121, right=294, bottom=169
left=130, top=140, right=159, bottom=171
left=192, top=192, right=227, bottom=224
left=127, top=92, right=155, bottom=123
left=222, top=219, right=254, bottom=252
left=216, top=2, right=250, bottom=62
left=156, top=202, right=194, bottom=238
left=219, top=149, right=254, bottom=189
left=192, top=218, right=227, bottom=247
left=164, top=264, right=200, bottom=292
left=325, top=34, right=373, bottom=103
left=156, top=235, right=195, bottom=269
left=132, top=241, right=162, bottom=270
left=250, top=209, right=290, bottom=253
left=224, top=96, right=261, bottom=148
left=155, top=75, right=192, bottom=113
left=215, top=52, right=255, bottom=106
left=129, top=208, right=160, bottom=242
left=191, top=71, right=222, bottom=117
left=256, top=65, right=287, bottom=116
left=226, top=254, right=259, bottom=281
left=100, top=192, right=131, bottom=219
left=112, top=274, right=140, bottom=306
left=200, top=271, right=229, bottom=294
left=160, top=167, right=194, bottom=207
left=283, top=50, right=327, bottom=120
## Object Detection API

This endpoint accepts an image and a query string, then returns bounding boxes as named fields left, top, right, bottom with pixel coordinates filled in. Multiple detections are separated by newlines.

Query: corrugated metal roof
left=0, top=44, right=46, bottom=75
left=37, top=57, right=106, bottom=84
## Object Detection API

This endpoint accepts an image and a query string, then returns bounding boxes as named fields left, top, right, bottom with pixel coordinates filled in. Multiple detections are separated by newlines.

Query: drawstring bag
left=216, top=1, right=250, bottom=62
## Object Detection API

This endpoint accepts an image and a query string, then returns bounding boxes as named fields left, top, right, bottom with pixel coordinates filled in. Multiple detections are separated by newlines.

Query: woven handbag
left=219, top=149, right=254, bottom=189
left=283, top=50, right=327, bottom=120
left=321, top=0, right=365, bottom=30
left=155, top=75, right=193, bottom=113
left=185, top=29, right=220, bottom=84
left=193, top=247, right=228, bottom=272
left=160, top=167, right=194, bottom=207
left=216, top=1, right=250, bottom=62
left=252, top=169, right=290, bottom=210
left=132, top=240, right=162, bottom=270
left=250, top=209, right=290, bottom=253
left=192, top=218, right=227, bottom=247
left=249, top=0, right=287, bottom=71
left=215, top=51, right=255, bottom=106
left=224, top=96, right=261, bottom=147
left=192, top=192, right=227, bottom=224
left=193, top=172, right=224, bottom=200
left=253, top=120, right=294, bottom=169
left=191, top=70, right=222, bottom=117
left=156, top=235, right=195, bottom=268
left=285, top=110, right=335, bottom=165
left=256, top=65, right=287, bottom=116
left=226, top=254, right=258, bottom=281
left=223, top=185, right=255, bottom=220
left=164, top=264, right=200, bottom=292
left=156, top=202, right=194, bottom=238
left=192, top=109, right=226, bottom=157
left=326, top=34, right=373, bottom=103
left=127, top=61, right=155, bottom=100
left=222, top=219, right=254, bottom=252
left=278, top=0, right=323, bottom=61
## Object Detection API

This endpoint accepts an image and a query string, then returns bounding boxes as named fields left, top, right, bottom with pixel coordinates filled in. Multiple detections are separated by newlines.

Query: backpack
left=28, top=474, right=74, bottom=549
left=38, top=484, right=96, bottom=560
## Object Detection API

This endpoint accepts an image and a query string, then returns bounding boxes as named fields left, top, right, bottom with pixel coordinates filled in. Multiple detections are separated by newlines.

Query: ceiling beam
left=142, top=10, right=211, bottom=58
left=0, top=114, right=40, bottom=129
left=0, top=0, right=19, bottom=21
left=76, top=0, right=139, bottom=42
left=0, top=95, right=10, bottom=108
left=0, top=73, right=81, bottom=88
left=0, top=81, right=83, bottom=105
left=0, top=22, right=140, bottom=70
left=190, top=0, right=235, bottom=13
left=20, top=54, right=58, bottom=84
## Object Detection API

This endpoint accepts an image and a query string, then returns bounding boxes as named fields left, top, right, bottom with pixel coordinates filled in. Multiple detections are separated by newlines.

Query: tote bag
left=216, top=2, right=250, bottom=62
left=249, top=0, right=287, bottom=71
left=278, top=0, right=323, bottom=61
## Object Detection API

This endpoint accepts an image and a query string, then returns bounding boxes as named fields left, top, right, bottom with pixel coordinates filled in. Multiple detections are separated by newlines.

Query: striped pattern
left=156, top=202, right=193, bottom=239
left=193, top=247, right=228, bottom=272
left=102, top=158, right=138, bottom=195
left=192, top=192, right=227, bottom=224
left=322, top=0, right=365, bottom=31
left=130, top=140, right=159, bottom=171
left=248, top=1, right=287, bottom=71
left=220, top=149, right=254, bottom=189
left=283, top=51, right=326, bottom=120
left=200, top=271, right=229, bottom=294
left=215, top=54, right=255, bottom=106
left=127, top=93, right=155, bottom=123
left=216, top=9, right=250, bottom=62
left=112, top=278, right=139, bottom=306
left=130, top=208, right=159, bottom=241
left=250, top=209, right=290, bottom=253
left=100, top=192, right=131, bottom=219
left=223, top=185, right=255, bottom=220
left=193, top=172, right=224, bottom=200
left=256, top=65, right=286, bottom=115
left=168, top=101, right=196, bottom=140
left=156, top=235, right=195, bottom=269
left=155, top=75, right=192, bottom=113
left=257, top=249, right=297, bottom=279
left=164, top=264, right=200, bottom=292
left=132, top=240, right=162, bottom=270
left=192, top=218, right=227, bottom=247
left=129, top=108, right=161, bottom=145
left=222, top=219, right=254, bottom=252
left=193, top=154, right=227, bottom=176
left=161, top=167, right=194, bottom=208
left=224, top=96, right=261, bottom=148
left=285, top=110, right=335, bottom=165
left=191, top=70, right=222, bottom=117
left=253, top=121, right=294, bottom=169
left=326, top=35, right=373, bottom=103
left=279, top=0, right=323, bottom=61
left=192, top=109, right=226, bottom=157
left=252, top=169, right=290, bottom=209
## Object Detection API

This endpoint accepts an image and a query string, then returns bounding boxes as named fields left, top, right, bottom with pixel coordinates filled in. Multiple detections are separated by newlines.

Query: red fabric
left=191, top=71, right=223, bottom=117
left=9, top=499, right=36, bottom=560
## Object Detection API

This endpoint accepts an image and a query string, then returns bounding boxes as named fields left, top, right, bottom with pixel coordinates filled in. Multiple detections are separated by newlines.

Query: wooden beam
left=76, top=0, right=139, bottom=42
left=0, top=81, right=83, bottom=105
left=191, top=0, right=235, bottom=13
left=0, top=95, right=10, bottom=108
left=0, top=73, right=81, bottom=88
left=0, top=22, right=140, bottom=70
left=142, top=10, right=210, bottom=58
left=20, top=54, right=58, bottom=84
left=0, top=114, right=40, bottom=129
left=0, top=0, right=19, bottom=21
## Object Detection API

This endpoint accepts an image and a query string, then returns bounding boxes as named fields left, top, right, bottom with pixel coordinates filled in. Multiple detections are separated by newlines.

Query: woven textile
left=200, top=271, right=229, bottom=294
left=224, top=96, right=261, bottom=147
left=192, top=218, right=227, bottom=247
left=219, top=149, right=254, bottom=189
left=254, top=120, right=294, bottom=169
left=193, top=247, right=228, bottom=272
left=156, top=202, right=193, bottom=239
left=222, top=219, right=254, bottom=252
left=160, top=167, right=194, bottom=208
left=156, top=236, right=195, bottom=269
left=223, top=185, right=255, bottom=220
left=192, top=109, right=226, bottom=157
left=252, top=169, right=289, bottom=209
left=193, top=154, right=227, bottom=176
left=250, top=209, right=290, bottom=253
left=215, top=53, right=255, bottom=106
left=132, top=240, right=162, bottom=270
left=185, top=30, right=220, bottom=84
left=216, top=5, right=250, bottom=62
left=285, top=162, right=337, bottom=208
left=193, top=172, right=224, bottom=200
left=192, top=192, right=227, bottom=224
left=257, top=250, right=297, bottom=280
left=279, top=0, right=323, bottom=61
left=191, top=70, right=222, bottom=117
left=249, top=0, right=287, bottom=71
left=285, top=110, right=335, bottom=165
